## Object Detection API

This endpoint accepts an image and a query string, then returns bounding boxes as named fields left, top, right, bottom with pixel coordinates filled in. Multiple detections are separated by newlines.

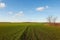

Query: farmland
left=0, top=22, right=60, bottom=40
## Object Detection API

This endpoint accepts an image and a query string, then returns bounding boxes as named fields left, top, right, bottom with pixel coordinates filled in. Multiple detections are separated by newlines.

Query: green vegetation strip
left=0, top=22, right=60, bottom=40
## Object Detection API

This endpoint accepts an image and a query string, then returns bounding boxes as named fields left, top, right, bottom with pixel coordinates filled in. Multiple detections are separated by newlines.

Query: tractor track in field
left=1, top=26, right=27, bottom=40
left=31, top=27, right=39, bottom=40
left=33, top=28, right=40, bottom=40
left=19, top=25, right=41, bottom=40
left=11, top=26, right=28, bottom=40
left=33, top=27, right=45, bottom=40
left=19, top=26, right=29, bottom=40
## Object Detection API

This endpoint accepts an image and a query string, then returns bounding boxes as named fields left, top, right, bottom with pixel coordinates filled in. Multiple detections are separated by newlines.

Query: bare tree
left=47, top=16, right=57, bottom=25
left=47, top=16, right=52, bottom=24
left=52, top=17, right=57, bottom=24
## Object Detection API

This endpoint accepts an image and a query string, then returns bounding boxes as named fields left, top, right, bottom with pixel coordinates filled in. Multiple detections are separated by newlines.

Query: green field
left=0, top=22, right=60, bottom=40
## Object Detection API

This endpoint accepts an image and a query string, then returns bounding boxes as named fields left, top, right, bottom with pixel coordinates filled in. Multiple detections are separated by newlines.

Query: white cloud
left=15, top=13, right=24, bottom=17
left=36, top=7, right=45, bottom=11
left=15, top=11, right=24, bottom=16
left=12, top=11, right=24, bottom=18
left=19, top=11, right=23, bottom=14
left=45, top=6, right=48, bottom=8
left=8, top=11, right=13, bottom=15
left=0, top=2, right=6, bottom=8
left=36, top=5, right=49, bottom=11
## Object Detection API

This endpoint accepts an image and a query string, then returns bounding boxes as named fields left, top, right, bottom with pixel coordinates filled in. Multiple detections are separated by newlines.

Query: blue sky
left=0, top=0, right=60, bottom=22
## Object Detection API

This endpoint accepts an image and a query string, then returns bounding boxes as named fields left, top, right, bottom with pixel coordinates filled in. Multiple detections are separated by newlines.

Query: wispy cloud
left=36, top=7, right=45, bottom=11
left=0, top=2, right=6, bottom=8
left=8, top=11, right=13, bottom=15
left=12, top=11, right=24, bottom=18
left=45, top=5, right=49, bottom=8
left=36, top=5, right=49, bottom=11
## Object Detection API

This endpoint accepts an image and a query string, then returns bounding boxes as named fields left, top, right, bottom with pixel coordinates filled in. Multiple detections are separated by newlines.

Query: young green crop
left=0, top=22, right=60, bottom=40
